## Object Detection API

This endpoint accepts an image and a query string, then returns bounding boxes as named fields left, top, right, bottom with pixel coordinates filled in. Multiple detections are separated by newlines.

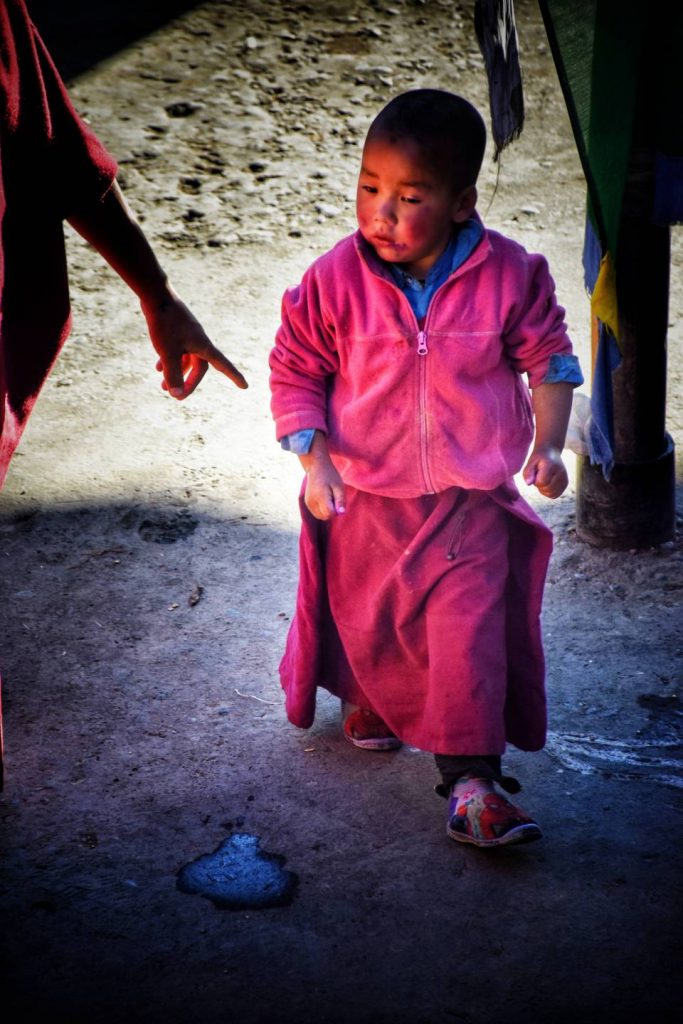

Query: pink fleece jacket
left=269, top=227, right=572, bottom=497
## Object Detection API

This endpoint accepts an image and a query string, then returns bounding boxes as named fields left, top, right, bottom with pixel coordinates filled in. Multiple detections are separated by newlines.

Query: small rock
left=179, top=176, right=202, bottom=194
left=165, top=101, right=201, bottom=118
left=315, top=203, right=341, bottom=217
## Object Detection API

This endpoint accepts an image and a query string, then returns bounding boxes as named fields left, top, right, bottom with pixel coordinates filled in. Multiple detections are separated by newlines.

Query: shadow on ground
left=29, top=0, right=205, bottom=80
left=0, top=499, right=681, bottom=1024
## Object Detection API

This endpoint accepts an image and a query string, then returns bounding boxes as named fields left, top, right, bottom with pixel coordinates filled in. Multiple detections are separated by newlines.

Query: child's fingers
left=534, top=460, right=554, bottom=488
left=305, top=482, right=346, bottom=521
left=332, top=481, right=346, bottom=515
left=532, top=452, right=560, bottom=486
left=524, top=452, right=568, bottom=498
left=522, top=453, right=540, bottom=486
left=305, top=484, right=334, bottom=521
left=536, top=464, right=568, bottom=498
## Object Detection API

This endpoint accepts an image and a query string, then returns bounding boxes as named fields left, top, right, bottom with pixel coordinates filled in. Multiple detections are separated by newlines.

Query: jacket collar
left=353, top=212, right=491, bottom=283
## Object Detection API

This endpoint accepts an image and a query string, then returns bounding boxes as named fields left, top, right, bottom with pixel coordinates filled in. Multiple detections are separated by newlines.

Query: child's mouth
left=373, top=235, right=400, bottom=248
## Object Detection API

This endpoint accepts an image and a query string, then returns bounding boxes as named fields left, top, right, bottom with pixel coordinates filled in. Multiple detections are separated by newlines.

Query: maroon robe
left=0, top=0, right=118, bottom=782
left=0, top=0, right=117, bottom=487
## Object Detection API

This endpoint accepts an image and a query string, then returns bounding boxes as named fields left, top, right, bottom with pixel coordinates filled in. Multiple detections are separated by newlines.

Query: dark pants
left=434, top=754, right=521, bottom=796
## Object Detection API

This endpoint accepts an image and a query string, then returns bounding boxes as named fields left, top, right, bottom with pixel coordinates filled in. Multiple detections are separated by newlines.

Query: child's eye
left=361, top=185, right=378, bottom=194
left=402, top=196, right=422, bottom=204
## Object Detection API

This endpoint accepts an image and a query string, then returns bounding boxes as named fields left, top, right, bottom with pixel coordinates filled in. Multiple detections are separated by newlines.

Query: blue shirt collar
left=386, top=218, right=484, bottom=320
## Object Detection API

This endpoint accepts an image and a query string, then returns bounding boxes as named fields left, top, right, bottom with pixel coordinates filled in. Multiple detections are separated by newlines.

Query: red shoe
left=447, top=781, right=542, bottom=848
left=342, top=704, right=402, bottom=752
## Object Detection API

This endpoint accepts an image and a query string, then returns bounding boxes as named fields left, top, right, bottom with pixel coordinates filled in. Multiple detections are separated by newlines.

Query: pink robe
left=281, top=481, right=553, bottom=755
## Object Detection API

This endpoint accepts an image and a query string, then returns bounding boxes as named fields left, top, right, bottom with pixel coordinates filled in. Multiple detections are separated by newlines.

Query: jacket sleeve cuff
left=280, top=428, right=316, bottom=454
left=528, top=353, right=584, bottom=389
left=274, top=409, right=327, bottom=441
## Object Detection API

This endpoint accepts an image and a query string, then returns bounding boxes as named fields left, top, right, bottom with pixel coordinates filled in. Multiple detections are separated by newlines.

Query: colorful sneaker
left=446, top=779, right=542, bottom=848
left=342, top=704, right=402, bottom=751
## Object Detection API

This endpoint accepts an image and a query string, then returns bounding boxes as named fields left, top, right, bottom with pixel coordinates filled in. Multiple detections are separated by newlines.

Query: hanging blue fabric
left=582, top=215, right=620, bottom=479
left=588, top=321, right=621, bottom=480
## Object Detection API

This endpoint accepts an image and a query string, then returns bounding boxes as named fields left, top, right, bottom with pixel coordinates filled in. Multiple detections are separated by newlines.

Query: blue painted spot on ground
left=177, top=833, right=298, bottom=909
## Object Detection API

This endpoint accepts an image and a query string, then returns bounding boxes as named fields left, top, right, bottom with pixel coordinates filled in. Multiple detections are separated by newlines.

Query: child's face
left=356, top=134, right=476, bottom=280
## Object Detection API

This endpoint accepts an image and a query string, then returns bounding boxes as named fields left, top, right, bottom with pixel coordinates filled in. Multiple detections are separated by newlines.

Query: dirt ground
left=1, top=2, right=682, bottom=1022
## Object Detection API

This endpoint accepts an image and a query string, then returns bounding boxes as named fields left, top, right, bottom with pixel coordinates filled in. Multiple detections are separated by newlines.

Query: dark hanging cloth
left=538, top=0, right=682, bottom=478
left=474, top=0, right=524, bottom=159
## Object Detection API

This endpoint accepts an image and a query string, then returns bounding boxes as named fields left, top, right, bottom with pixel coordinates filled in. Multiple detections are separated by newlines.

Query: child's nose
left=375, top=197, right=398, bottom=223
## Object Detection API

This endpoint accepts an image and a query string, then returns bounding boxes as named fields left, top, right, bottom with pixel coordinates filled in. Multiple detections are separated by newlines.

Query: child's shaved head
left=367, top=89, right=486, bottom=193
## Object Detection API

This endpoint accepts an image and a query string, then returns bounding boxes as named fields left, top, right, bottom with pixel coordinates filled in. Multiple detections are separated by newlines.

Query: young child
left=269, top=90, right=583, bottom=848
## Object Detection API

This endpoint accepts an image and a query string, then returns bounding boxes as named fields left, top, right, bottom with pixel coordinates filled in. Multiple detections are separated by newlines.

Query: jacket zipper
left=415, top=271, right=465, bottom=494
left=416, top=329, right=435, bottom=493
left=359, top=248, right=474, bottom=495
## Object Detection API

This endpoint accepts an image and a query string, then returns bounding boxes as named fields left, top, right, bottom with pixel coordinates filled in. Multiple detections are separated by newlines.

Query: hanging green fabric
left=537, top=0, right=644, bottom=259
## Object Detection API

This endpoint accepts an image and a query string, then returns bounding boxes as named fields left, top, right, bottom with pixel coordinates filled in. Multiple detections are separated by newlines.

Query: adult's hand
left=69, top=180, right=248, bottom=396
left=143, top=287, right=248, bottom=398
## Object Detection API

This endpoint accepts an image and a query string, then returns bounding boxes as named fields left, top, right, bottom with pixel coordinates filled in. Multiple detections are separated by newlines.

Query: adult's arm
left=68, top=180, right=248, bottom=397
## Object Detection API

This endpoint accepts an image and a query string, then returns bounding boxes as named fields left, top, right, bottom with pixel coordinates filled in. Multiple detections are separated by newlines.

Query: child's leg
left=434, top=754, right=542, bottom=848
left=434, top=754, right=516, bottom=793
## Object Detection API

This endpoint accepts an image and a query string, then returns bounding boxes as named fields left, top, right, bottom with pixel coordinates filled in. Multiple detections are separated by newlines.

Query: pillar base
left=576, top=435, right=676, bottom=549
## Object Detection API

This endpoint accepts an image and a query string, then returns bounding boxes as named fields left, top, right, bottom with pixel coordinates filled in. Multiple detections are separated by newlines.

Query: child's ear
left=451, top=185, right=477, bottom=223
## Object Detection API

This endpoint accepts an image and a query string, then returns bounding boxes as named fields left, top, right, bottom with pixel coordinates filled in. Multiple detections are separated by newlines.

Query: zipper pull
left=417, top=330, right=428, bottom=355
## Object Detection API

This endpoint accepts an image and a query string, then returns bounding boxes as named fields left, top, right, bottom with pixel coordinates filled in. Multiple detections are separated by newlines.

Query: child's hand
left=304, top=461, right=347, bottom=520
left=523, top=445, right=568, bottom=499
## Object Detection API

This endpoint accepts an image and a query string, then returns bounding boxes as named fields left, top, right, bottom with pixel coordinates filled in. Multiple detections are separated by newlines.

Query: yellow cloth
left=591, top=252, right=619, bottom=341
